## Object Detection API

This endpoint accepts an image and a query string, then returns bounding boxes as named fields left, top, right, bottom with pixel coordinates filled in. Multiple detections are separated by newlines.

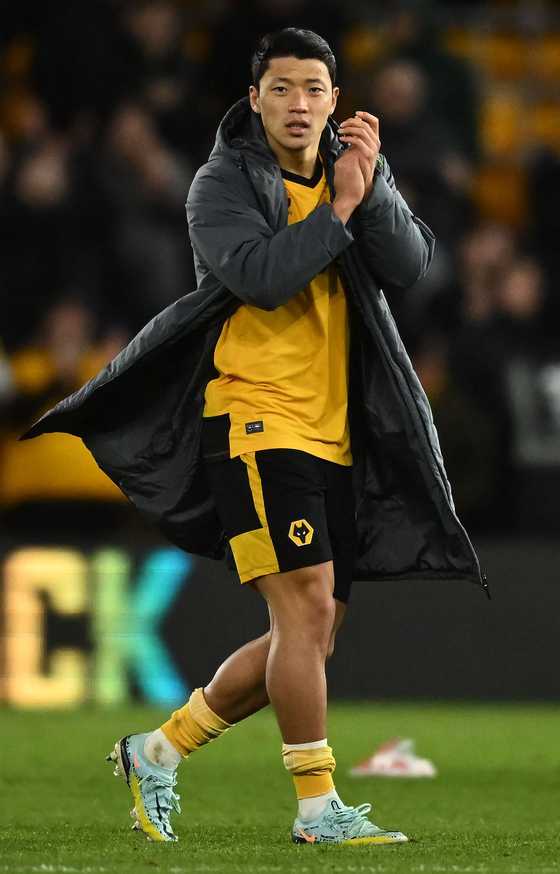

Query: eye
left=273, top=86, right=288, bottom=93
left=310, top=87, right=324, bottom=93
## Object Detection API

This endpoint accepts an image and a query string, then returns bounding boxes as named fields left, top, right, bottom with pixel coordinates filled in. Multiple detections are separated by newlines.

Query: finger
left=339, top=116, right=370, bottom=128
left=352, top=154, right=374, bottom=193
left=339, top=133, right=379, bottom=151
left=340, top=114, right=378, bottom=140
left=355, top=111, right=379, bottom=137
left=351, top=144, right=374, bottom=170
left=339, top=121, right=377, bottom=137
left=339, top=119, right=378, bottom=138
left=339, top=127, right=380, bottom=152
left=356, top=155, right=375, bottom=189
left=339, top=118, right=377, bottom=145
left=344, top=139, right=377, bottom=172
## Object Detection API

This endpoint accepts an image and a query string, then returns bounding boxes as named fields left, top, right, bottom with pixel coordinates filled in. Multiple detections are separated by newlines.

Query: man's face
left=250, top=56, right=338, bottom=157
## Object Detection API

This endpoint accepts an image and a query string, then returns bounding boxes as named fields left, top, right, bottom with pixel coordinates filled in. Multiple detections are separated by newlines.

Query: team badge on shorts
left=289, top=519, right=314, bottom=546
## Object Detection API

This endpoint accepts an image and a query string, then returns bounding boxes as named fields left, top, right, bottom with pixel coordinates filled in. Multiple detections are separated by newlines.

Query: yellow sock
left=161, top=687, right=231, bottom=757
left=283, top=744, right=336, bottom=798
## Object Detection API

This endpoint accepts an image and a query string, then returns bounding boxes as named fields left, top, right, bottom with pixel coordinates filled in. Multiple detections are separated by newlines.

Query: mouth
left=286, top=121, right=310, bottom=136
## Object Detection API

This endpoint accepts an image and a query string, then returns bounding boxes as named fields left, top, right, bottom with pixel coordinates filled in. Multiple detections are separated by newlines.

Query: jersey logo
left=289, top=520, right=314, bottom=546
left=245, top=420, right=264, bottom=434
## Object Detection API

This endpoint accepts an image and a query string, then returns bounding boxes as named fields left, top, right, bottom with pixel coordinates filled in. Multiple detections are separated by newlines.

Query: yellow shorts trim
left=229, top=453, right=280, bottom=583
left=240, top=452, right=267, bottom=526
left=229, top=525, right=280, bottom=583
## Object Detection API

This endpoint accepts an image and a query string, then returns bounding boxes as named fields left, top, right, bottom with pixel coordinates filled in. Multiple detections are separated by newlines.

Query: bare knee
left=302, top=584, right=336, bottom=627
left=287, top=587, right=336, bottom=648
left=287, top=567, right=335, bottom=626
left=258, top=563, right=336, bottom=649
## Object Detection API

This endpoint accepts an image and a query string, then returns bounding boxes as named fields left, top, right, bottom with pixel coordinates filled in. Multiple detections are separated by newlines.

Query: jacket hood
left=210, top=96, right=342, bottom=167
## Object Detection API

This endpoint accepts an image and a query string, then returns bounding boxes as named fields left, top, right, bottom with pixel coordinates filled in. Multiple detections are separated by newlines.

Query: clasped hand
left=334, top=111, right=380, bottom=205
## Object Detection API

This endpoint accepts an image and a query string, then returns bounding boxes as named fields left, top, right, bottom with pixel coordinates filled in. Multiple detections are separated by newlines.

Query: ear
left=330, top=86, right=339, bottom=116
left=249, top=85, right=261, bottom=114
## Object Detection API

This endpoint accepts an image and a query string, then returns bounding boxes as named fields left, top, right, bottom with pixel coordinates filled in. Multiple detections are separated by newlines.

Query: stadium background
left=1, top=0, right=560, bottom=710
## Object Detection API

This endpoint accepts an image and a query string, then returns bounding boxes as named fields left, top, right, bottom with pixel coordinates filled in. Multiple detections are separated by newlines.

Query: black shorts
left=203, top=444, right=356, bottom=604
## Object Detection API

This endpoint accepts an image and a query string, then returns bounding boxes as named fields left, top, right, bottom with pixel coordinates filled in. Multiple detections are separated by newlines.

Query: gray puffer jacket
left=23, top=98, right=484, bottom=588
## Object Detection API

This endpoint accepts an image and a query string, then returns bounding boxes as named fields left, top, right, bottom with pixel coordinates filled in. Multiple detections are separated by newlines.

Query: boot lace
left=143, top=774, right=181, bottom=815
left=326, top=803, right=376, bottom=838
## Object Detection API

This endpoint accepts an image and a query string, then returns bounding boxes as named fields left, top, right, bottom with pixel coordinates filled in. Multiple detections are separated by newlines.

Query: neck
left=265, top=135, right=320, bottom=179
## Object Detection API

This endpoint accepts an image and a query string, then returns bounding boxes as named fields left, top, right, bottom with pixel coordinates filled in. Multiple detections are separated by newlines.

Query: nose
left=288, top=89, right=309, bottom=113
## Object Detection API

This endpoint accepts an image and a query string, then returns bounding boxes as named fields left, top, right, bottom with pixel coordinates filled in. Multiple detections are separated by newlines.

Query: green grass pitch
left=1, top=702, right=559, bottom=873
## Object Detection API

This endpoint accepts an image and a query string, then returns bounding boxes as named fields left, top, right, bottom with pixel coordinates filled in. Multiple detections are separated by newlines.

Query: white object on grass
left=348, top=737, right=437, bottom=778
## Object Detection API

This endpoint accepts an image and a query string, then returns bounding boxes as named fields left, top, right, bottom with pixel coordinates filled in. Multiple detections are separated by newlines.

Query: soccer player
left=106, top=28, right=426, bottom=845
left=23, top=26, right=482, bottom=846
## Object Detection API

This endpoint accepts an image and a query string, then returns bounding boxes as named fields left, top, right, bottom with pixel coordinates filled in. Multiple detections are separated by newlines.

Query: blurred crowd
left=1, top=0, right=560, bottom=545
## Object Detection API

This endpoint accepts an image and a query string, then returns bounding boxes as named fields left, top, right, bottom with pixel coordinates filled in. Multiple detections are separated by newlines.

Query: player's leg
left=239, top=454, right=345, bottom=825
left=148, top=559, right=343, bottom=816
left=253, top=456, right=407, bottom=846
left=255, top=562, right=335, bottom=741
left=256, top=561, right=406, bottom=845
left=154, top=597, right=346, bottom=764
left=145, top=595, right=345, bottom=770
left=106, top=594, right=346, bottom=842
left=106, top=636, right=271, bottom=843
left=176, top=454, right=352, bottom=732
left=162, top=449, right=341, bottom=740
left=203, top=598, right=346, bottom=723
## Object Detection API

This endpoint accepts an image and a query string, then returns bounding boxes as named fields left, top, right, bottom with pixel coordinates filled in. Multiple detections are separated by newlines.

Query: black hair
left=251, top=28, right=336, bottom=91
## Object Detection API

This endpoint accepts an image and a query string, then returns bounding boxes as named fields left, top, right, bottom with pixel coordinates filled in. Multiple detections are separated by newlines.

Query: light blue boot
left=107, top=733, right=180, bottom=842
left=292, top=798, right=408, bottom=845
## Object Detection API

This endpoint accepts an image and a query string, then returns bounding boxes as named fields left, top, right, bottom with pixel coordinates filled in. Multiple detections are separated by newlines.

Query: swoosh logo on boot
left=295, top=824, right=316, bottom=843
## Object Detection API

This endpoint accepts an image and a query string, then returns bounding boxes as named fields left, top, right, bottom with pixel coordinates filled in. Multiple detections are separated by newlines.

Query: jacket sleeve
left=187, top=166, right=354, bottom=311
left=354, top=156, right=435, bottom=289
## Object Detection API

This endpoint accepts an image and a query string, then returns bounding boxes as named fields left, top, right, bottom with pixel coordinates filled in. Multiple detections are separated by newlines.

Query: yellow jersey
left=203, top=161, right=352, bottom=466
